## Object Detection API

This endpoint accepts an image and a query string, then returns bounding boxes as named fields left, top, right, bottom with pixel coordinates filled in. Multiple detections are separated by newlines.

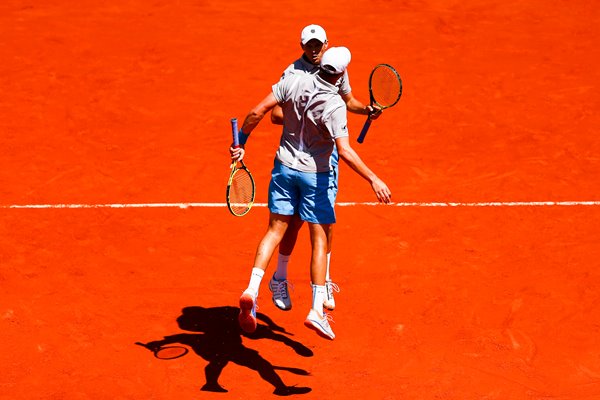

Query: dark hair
left=320, top=65, right=338, bottom=75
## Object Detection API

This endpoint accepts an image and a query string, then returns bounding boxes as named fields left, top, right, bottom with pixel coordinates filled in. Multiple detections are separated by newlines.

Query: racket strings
left=371, top=67, right=402, bottom=107
left=229, top=169, right=254, bottom=214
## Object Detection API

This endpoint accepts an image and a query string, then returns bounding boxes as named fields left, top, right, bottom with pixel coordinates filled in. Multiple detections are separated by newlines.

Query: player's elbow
left=249, top=107, right=266, bottom=121
left=270, top=113, right=283, bottom=125
left=337, top=146, right=353, bottom=162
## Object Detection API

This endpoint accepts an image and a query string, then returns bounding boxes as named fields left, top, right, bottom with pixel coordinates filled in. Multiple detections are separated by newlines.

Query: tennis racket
left=226, top=118, right=255, bottom=217
left=135, top=342, right=189, bottom=360
left=357, top=64, right=403, bottom=144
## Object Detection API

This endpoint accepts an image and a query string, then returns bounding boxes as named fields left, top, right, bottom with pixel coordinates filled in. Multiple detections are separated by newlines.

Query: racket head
left=226, top=161, right=256, bottom=217
left=154, top=345, right=189, bottom=360
left=369, top=64, right=402, bottom=109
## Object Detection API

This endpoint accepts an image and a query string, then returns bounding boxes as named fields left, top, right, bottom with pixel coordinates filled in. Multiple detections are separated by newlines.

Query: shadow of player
left=136, top=305, right=312, bottom=396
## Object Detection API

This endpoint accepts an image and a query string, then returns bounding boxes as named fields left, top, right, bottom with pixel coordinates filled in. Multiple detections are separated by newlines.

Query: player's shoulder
left=275, top=73, right=309, bottom=96
left=282, top=56, right=317, bottom=78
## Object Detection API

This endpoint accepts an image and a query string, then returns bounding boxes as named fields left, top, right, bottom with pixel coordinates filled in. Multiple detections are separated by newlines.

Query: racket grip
left=357, top=117, right=372, bottom=143
left=231, top=118, right=239, bottom=148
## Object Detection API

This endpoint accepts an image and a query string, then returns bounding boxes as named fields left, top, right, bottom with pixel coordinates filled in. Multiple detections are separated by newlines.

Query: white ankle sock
left=325, top=252, right=331, bottom=281
left=247, top=267, right=265, bottom=297
left=311, top=284, right=327, bottom=312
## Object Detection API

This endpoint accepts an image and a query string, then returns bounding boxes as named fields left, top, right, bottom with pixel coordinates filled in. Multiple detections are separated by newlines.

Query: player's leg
left=308, top=222, right=329, bottom=286
left=239, top=212, right=290, bottom=333
left=269, top=214, right=304, bottom=311
left=304, top=222, right=335, bottom=340
left=323, top=226, right=340, bottom=310
left=253, top=213, right=291, bottom=271
left=324, top=163, right=340, bottom=310
left=298, top=170, right=336, bottom=339
left=277, top=213, right=304, bottom=274
left=240, top=161, right=297, bottom=332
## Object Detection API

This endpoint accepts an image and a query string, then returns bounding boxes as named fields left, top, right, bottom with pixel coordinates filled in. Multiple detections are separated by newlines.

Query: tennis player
left=231, top=46, right=391, bottom=340
left=268, top=24, right=382, bottom=314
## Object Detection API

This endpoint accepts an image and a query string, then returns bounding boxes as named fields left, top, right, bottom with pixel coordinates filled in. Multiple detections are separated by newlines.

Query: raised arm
left=334, top=136, right=391, bottom=203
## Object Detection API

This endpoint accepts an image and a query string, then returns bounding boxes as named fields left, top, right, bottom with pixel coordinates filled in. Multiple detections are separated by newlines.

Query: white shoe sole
left=238, top=293, right=257, bottom=333
left=304, top=317, right=335, bottom=340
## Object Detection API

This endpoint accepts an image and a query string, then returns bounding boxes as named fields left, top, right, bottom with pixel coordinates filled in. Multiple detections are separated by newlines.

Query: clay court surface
left=1, top=1, right=600, bottom=399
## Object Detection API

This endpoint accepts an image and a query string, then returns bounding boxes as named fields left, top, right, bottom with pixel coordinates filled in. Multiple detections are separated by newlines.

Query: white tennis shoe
left=238, top=290, right=257, bottom=333
left=304, top=309, right=335, bottom=340
left=269, top=275, right=292, bottom=311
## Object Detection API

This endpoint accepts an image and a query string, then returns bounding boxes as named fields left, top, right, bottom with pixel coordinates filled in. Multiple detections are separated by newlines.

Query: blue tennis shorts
left=268, top=159, right=338, bottom=224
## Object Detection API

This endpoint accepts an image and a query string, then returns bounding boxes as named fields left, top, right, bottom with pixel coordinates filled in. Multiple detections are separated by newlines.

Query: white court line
left=1, top=201, right=600, bottom=209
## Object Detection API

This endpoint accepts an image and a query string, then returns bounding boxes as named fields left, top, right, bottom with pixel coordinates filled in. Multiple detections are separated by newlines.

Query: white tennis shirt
left=272, top=73, right=349, bottom=173
left=280, top=55, right=352, bottom=96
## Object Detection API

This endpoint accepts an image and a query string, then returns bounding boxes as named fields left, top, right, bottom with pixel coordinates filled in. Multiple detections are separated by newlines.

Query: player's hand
left=230, top=146, right=245, bottom=162
left=367, top=105, right=383, bottom=120
left=371, top=177, right=392, bottom=203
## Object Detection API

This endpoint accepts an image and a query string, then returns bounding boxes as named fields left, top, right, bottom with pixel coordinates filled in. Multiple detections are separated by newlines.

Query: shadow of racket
left=135, top=341, right=189, bottom=360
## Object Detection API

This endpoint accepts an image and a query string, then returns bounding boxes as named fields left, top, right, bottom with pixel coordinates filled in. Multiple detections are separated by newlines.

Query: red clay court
left=1, top=1, right=599, bottom=399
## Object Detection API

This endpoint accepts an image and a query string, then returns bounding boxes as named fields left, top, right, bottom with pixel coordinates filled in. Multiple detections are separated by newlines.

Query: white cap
left=301, top=24, right=327, bottom=45
left=320, top=46, right=351, bottom=74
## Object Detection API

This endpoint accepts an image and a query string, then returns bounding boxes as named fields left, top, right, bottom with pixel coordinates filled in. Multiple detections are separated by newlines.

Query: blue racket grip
left=357, top=117, right=372, bottom=143
left=231, top=118, right=239, bottom=148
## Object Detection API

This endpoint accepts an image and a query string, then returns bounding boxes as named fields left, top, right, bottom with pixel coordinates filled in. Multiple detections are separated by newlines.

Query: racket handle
left=357, top=117, right=372, bottom=143
left=231, top=118, right=239, bottom=148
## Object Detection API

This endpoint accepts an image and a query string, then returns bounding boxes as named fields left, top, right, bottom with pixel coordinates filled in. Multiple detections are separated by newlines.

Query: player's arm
left=270, top=105, right=284, bottom=125
left=230, top=92, right=279, bottom=161
left=341, top=92, right=382, bottom=119
left=271, top=69, right=292, bottom=126
left=240, top=92, right=279, bottom=136
left=335, top=136, right=391, bottom=203
left=138, top=334, right=184, bottom=351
